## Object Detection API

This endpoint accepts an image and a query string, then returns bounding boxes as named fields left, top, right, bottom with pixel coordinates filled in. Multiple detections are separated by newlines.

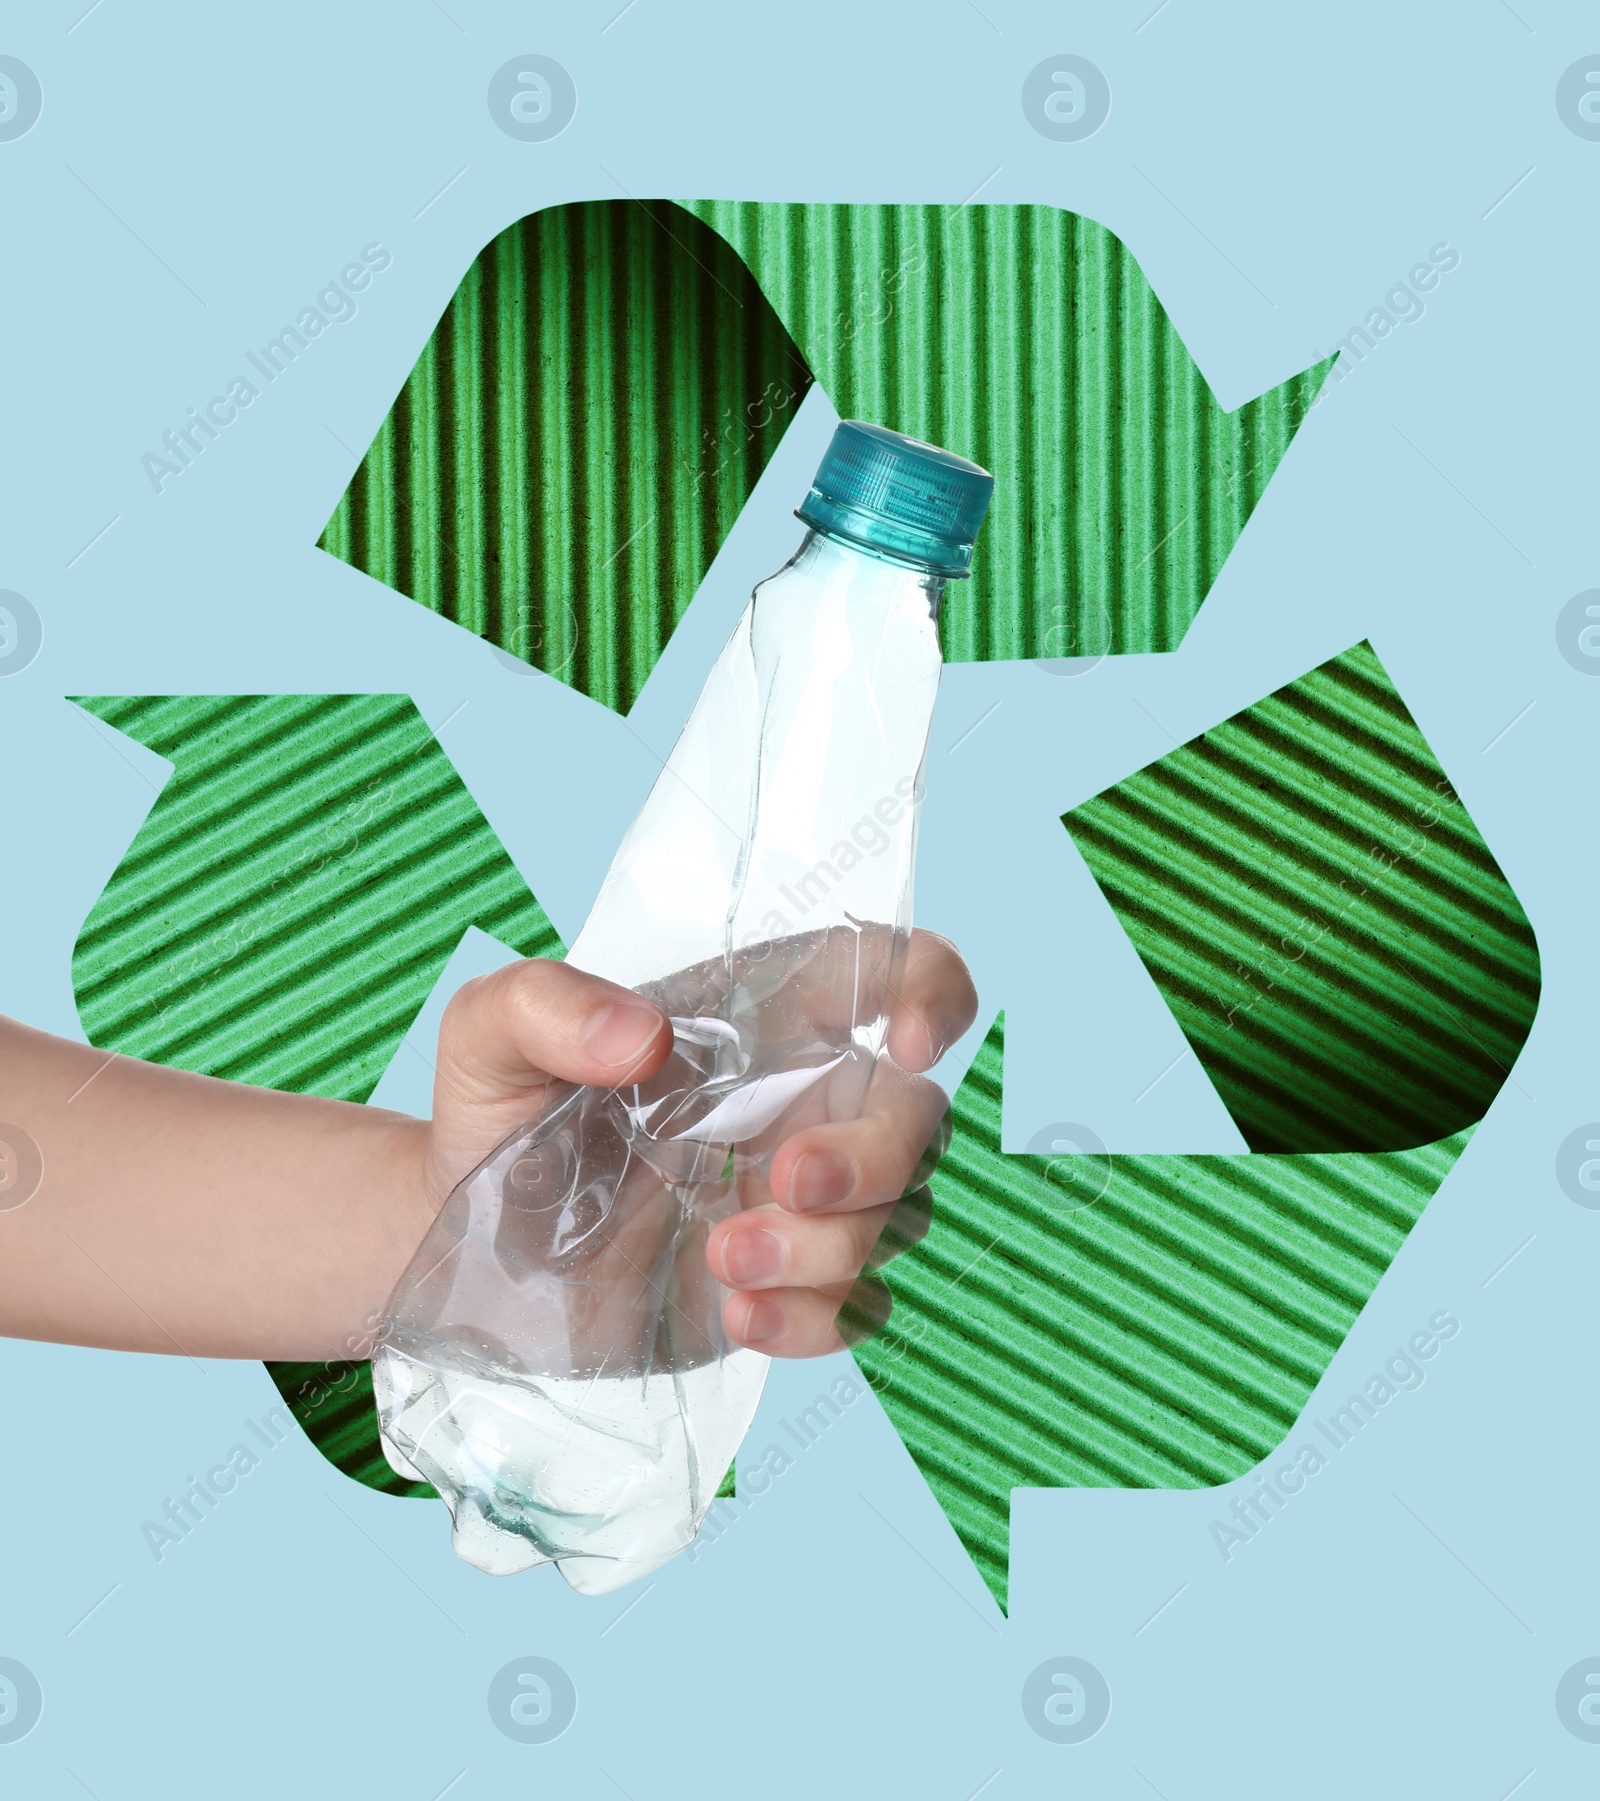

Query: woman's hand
left=426, top=931, right=976, bottom=1361
left=702, top=931, right=974, bottom=1356
left=0, top=932, right=974, bottom=1363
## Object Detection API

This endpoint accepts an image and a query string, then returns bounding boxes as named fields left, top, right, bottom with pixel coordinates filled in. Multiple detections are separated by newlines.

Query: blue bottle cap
left=796, top=421, right=995, bottom=579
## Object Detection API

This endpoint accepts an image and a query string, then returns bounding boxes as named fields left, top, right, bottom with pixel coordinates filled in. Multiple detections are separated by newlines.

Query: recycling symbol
left=72, top=201, right=1538, bottom=1613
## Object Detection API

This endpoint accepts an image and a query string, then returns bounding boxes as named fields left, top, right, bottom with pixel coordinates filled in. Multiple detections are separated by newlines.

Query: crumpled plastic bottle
left=372, top=420, right=994, bottom=1593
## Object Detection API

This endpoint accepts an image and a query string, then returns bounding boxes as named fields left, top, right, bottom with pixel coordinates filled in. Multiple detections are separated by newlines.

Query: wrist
left=368, top=1109, right=439, bottom=1326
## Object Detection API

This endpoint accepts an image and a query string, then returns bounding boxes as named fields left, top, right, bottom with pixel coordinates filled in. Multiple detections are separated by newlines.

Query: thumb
left=426, top=958, right=672, bottom=1191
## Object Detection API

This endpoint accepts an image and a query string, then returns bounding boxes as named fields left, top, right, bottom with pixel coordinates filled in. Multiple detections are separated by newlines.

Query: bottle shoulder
left=750, top=536, right=943, bottom=644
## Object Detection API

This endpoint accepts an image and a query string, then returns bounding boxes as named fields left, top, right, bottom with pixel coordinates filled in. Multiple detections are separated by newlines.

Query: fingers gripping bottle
left=372, top=422, right=994, bottom=1594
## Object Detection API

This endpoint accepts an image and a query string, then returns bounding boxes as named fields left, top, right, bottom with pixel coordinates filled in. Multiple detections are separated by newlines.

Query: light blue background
left=0, top=1, right=1594, bottom=1793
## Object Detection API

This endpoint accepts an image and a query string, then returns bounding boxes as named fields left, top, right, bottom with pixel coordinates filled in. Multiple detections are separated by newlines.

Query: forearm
left=0, top=1018, right=432, bottom=1360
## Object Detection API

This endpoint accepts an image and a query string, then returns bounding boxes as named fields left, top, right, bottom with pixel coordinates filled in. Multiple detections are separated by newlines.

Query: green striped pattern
left=72, top=696, right=561, bottom=1095
left=318, top=201, right=813, bottom=716
left=71, top=694, right=564, bottom=1494
left=682, top=200, right=1333, bottom=664
left=852, top=640, right=1536, bottom=1609
left=855, top=1014, right=1470, bottom=1612
left=318, top=200, right=1328, bottom=712
left=269, top=1356, right=414, bottom=1495
left=1064, top=641, right=1541, bottom=1152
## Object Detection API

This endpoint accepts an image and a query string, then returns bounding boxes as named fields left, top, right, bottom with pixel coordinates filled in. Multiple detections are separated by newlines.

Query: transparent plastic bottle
left=372, top=421, right=994, bottom=1594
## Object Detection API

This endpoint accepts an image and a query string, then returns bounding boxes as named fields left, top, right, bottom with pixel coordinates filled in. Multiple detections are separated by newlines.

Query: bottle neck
left=794, top=526, right=948, bottom=621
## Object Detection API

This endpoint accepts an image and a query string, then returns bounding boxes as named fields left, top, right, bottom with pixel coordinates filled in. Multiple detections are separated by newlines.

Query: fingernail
left=738, top=1295, right=786, bottom=1347
left=787, top=1150, right=856, bottom=1213
left=924, top=1020, right=947, bottom=1066
left=721, top=1228, right=783, bottom=1287
left=581, top=1001, right=662, bottom=1071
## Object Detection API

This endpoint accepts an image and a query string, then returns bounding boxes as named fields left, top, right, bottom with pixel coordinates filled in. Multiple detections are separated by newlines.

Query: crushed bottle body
left=373, top=426, right=993, bottom=1593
